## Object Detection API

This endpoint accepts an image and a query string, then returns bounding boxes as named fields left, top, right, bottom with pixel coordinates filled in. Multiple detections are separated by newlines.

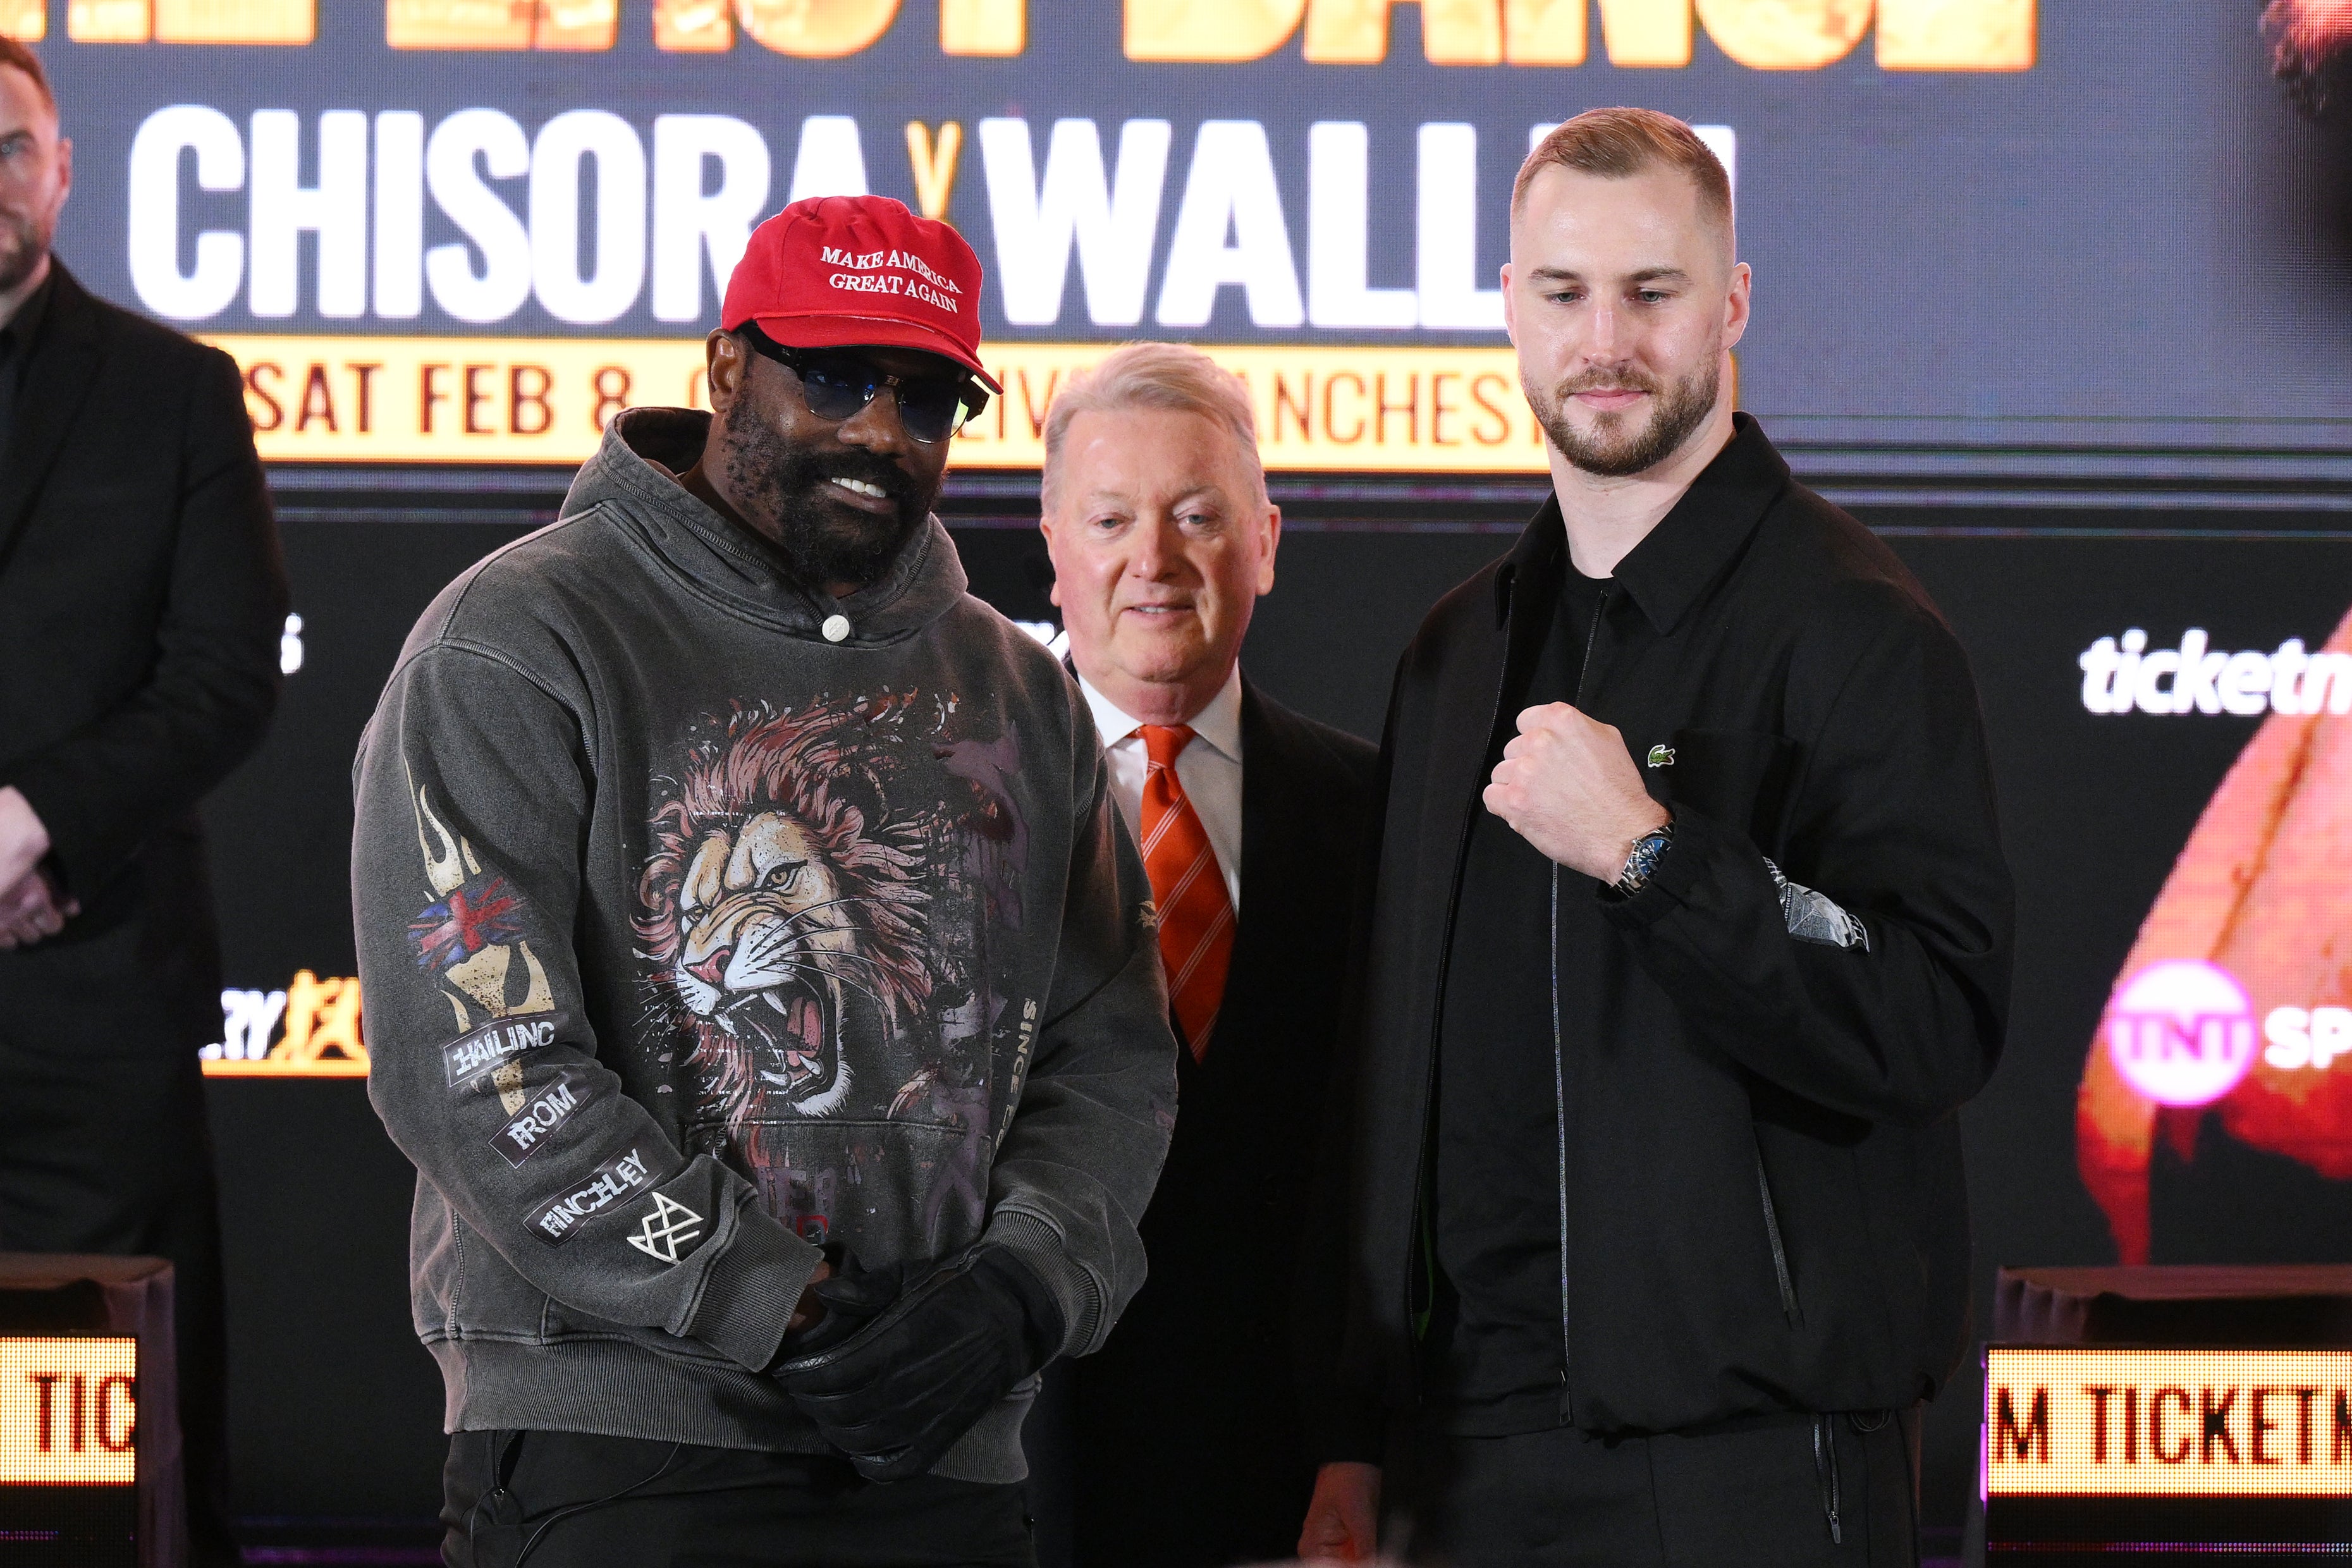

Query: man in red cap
left=353, top=195, right=1177, bottom=1566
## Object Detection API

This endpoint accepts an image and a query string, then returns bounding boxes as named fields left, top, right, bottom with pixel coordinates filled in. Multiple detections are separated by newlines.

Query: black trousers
left=1390, top=1409, right=1920, bottom=1568
left=0, top=955, right=235, bottom=1568
left=442, top=1431, right=1039, bottom=1568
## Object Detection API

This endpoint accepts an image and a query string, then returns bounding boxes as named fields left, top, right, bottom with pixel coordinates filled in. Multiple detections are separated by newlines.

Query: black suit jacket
left=1067, top=678, right=1377, bottom=1567
left=0, top=262, right=285, bottom=1046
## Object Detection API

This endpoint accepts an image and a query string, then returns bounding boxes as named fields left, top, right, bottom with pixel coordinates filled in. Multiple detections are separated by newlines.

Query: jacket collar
left=0, top=264, right=54, bottom=353
left=1493, top=412, right=1791, bottom=635
left=0, top=261, right=105, bottom=578
left=562, top=405, right=969, bottom=644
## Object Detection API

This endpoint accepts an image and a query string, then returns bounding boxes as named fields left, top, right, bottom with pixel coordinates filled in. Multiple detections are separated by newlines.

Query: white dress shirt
left=1077, top=666, right=1246, bottom=915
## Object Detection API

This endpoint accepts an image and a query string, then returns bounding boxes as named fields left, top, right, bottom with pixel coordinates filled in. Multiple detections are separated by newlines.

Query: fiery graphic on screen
left=201, top=971, right=368, bottom=1076
left=2078, top=604, right=2352, bottom=1265
left=0, top=0, right=2032, bottom=68
left=1986, top=1349, right=2352, bottom=1498
left=0, top=1339, right=136, bottom=1486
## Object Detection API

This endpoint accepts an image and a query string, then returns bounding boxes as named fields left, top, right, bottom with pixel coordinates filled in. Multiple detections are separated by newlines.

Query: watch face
left=1618, top=830, right=1670, bottom=891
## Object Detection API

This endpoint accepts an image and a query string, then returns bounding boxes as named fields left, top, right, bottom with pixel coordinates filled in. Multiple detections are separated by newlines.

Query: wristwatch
left=1614, top=818, right=1675, bottom=896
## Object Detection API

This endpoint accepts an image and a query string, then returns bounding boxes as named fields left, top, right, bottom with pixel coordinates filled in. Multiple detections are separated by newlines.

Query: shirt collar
left=1077, top=663, right=1245, bottom=763
left=1497, top=412, right=1792, bottom=636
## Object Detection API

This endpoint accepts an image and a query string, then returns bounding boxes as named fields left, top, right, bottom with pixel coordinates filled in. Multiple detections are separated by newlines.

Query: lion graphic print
left=632, top=691, right=1029, bottom=1260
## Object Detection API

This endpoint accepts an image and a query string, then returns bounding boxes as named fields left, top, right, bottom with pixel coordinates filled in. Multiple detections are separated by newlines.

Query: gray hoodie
left=353, top=408, right=1176, bottom=1482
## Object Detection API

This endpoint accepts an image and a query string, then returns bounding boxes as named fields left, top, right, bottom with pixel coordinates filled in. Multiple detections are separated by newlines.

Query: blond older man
left=1034, top=343, right=1377, bottom=1567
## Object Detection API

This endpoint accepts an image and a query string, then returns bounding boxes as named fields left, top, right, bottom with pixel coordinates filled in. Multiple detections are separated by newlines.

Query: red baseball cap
left=721, top=195, right=1000, bottom=395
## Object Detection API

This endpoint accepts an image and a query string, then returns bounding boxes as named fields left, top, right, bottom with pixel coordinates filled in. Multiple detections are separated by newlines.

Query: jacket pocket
left=1754, top=1139, right=1801, bottom=1325
left=1663, top=729, right=1798, bottom=854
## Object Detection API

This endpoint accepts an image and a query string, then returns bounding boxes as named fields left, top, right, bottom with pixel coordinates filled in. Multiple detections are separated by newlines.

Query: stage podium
left=0, top=1254, right=187, bottom=1568
left=1978, top=1265, right=2352, bottom=1565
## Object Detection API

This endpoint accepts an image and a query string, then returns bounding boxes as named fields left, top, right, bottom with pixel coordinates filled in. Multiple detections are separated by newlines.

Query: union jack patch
left=410, top=873, right=527, bottom=971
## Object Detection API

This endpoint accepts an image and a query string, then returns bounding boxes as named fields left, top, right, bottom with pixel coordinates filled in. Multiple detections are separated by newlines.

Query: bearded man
left=0, top=39, right=285, bottom=1567
left=1296, top=109, right=2014, bottom=1567
left=353, top=195, right=1175, bottom=1567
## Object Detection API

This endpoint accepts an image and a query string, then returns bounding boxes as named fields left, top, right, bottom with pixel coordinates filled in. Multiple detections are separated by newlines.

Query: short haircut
left=0, top=39, right=51, bottom=111
left=1041, top=341, right=1265, bottom=514
left=1513, top=107, right=1731, bottom=244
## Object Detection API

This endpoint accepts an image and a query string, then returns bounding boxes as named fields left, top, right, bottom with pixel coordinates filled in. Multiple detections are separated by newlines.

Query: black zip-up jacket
left=1316, top=415, right=2014, bottom=1450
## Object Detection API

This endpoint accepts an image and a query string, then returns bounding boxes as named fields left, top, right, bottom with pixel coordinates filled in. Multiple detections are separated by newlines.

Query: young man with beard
left=1297, top=109, right=2014, bottom=1565
left=0, top=40, right=285, bottom=1566
left=353, top=195, right=1177, bottom=1567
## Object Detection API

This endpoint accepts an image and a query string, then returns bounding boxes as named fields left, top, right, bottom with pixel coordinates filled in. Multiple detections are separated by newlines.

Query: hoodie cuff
left=983, top=1206, right=1103, bottom=1359
left=686, top=1197, right=824, bottom=1373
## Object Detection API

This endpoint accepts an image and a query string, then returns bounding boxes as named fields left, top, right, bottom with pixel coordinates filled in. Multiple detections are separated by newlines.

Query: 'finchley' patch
left=529, top=1147, right=654, bottom=1244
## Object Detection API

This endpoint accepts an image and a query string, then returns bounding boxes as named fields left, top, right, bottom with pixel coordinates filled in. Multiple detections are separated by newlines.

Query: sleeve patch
left=489, top=1072, right=587, bottom=1168
left=623, top=1192, right=707, bottom=1266
left=442, top=1011, right=569, bottom=1090
left=529, top=1146, right=656, bottom=1245
left=412, top=872, right=529, bottom=971
left=1763, top=858, right=1871, bottom=952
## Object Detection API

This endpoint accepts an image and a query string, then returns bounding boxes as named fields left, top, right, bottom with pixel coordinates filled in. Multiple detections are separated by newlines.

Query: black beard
left=1531, top=357, right=1722, bottom=479
left=720, top=396, right=935, bottom=592
left=0, top=211, right=49, bottom=297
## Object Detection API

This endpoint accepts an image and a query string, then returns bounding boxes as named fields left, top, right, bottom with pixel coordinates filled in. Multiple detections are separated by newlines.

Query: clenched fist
left=1483, top=702, right=1670, bottom=884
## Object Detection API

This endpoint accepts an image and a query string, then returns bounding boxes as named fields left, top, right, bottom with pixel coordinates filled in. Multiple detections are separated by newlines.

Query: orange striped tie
left=1138, top=725, right=1234, bottom=1062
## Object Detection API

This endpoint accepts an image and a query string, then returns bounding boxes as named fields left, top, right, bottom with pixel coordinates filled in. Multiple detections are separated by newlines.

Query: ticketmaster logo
left=2078, top=630, right=2352, bottom=716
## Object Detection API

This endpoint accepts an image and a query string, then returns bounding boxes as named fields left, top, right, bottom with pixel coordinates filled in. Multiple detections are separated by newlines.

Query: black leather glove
left=771, top=1247, right=1065, bottom=1482
left=768, top=1249, right=905, bottom=1364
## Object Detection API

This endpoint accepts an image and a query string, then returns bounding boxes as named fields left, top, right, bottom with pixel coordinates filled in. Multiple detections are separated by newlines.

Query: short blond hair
left=1041, top=341, right=1265, bottom=514
left=1514, top=107, right=1731, bottom=243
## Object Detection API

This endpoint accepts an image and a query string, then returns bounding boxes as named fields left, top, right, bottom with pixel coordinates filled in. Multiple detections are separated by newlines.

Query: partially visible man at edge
left=353, top=195, right=1176, bottom=1566
left=0, top=38, right=286, bottom=1567
left=1026, top=343, right=1376, bottom=1567
left=1298, top=107, right=2014, bottom=1565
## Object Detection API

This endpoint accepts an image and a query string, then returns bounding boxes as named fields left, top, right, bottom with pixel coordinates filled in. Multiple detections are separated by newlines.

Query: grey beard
left=1532, top=358, right=1722, bottom=479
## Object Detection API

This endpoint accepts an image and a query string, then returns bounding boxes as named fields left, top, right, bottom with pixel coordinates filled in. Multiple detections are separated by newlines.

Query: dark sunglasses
left=739, top=329, right=989, bottom=444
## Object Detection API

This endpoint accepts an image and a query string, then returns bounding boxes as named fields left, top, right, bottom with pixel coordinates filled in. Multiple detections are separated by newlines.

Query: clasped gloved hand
left=771, top=1246, right=1065, bottom=1482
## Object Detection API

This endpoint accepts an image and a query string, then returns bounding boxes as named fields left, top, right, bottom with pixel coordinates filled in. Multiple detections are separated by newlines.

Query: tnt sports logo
left=626, top=1192, right=704, bottom=1266
left=2104, top=961, right=2258, bottom=1108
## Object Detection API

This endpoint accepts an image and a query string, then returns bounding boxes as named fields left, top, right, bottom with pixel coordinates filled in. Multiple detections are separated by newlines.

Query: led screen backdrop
left=16, top=0, right=2352, bottom=469
left=9, top=0, right=2352, bottom=1534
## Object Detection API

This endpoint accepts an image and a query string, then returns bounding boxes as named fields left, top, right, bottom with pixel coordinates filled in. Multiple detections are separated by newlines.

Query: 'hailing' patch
left=442, top=1011, right=567, bottom=1091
